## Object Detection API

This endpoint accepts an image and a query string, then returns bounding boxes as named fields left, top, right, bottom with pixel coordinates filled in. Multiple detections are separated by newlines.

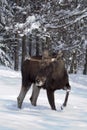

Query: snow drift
left=0, top=66, right=87, bottom=130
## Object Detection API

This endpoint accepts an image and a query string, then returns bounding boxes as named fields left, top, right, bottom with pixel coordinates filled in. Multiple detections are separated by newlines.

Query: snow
left=0, top=66, right=87, bottom=130
left=0, top=49, right=13, bottom=67
left=15, top=15, right=40, bottom=36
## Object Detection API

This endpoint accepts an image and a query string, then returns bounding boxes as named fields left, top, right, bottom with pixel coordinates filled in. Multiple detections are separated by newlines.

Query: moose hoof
left=30, top=96, right=32, bottom=103
left=51, top=107, right=56, bottom=111
left=30, top=97, right=36, bottom=106
left=31, top=102, right=36, bottom=106
left=61, top=103, right=67, bottom=110
left=17, top=97, right=22, bottom=109
left=61, top=105, right=64, bottom=110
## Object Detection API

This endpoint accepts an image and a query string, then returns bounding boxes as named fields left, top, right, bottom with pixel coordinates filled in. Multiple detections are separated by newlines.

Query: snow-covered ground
left=0, top=66, right=87, bottom=130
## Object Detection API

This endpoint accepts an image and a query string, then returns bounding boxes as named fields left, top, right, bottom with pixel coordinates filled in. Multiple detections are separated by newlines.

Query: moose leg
left=61, top=90, right=70, bottom=110
left=30, top=84, right=40, bottom=106
left=17, top=86, right=29, bottom=108
left=46, top=90, right=56, bottom=110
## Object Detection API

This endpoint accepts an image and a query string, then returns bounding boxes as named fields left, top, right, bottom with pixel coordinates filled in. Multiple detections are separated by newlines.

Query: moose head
left=35, top=50, right=65, bottom=88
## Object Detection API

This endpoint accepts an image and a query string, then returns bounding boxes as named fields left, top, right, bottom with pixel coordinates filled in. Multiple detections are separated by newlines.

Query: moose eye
left=36, top=78, right=40, bottom=83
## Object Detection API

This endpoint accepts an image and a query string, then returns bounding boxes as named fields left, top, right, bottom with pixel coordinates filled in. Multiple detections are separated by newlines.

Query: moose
left=31, top=51, right=71, bottom=110
left=17, top=50, right=56, bottom=108
left=17, top=50, right=71, bottom=110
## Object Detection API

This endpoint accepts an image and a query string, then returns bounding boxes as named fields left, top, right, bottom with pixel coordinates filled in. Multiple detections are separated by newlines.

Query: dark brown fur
left=17, top=56, right=42, bottom=108
left=17, top=51, right=71, bottom=110
left=17, top=54, right=55, bottom=108
left=35, top=58, right=71, bottom=110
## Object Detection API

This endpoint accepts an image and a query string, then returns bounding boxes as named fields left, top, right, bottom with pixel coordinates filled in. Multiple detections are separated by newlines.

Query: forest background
left=0, top=0, right=87, bottom=74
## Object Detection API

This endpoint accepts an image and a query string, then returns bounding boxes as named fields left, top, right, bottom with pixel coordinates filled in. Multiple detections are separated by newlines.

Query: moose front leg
left=30, top=84, right=40, bottom=106
left=17, top=86, right=29, bottom=108
left=61, top=90, right=70, bottom=110
left=46, top=90, right=56, bottom=110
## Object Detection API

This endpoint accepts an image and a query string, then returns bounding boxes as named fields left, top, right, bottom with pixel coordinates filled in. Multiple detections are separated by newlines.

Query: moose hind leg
left=17, top=86, right=29, bottom=108
left=61, top=90, right=70, bottom=110
left=46, top=90, right=56, bottom=110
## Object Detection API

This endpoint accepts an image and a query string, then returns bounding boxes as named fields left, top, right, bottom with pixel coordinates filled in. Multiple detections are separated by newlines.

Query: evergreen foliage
left=0, top=0, right=87, bottom=73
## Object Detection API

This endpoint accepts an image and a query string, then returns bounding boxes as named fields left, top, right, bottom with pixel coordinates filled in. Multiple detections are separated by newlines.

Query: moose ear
left=42, top=49, right=49, bottom=60
left=41, top=49, right=51, bottom=66
left=57, top=51, right=63, bottom=60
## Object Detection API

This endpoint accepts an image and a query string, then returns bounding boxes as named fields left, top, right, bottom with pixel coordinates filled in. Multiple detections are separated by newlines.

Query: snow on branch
left=14, top=15, right=40, bottom=36
left=46, top=8, right=87, bottom=30
left=0, top=48, right=13, bottom=67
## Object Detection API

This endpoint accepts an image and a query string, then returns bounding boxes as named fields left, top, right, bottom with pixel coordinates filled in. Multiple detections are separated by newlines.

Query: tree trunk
left=14, top=33, right=19, bottom=71
left=15, top=0, right=19, bottom=5
left=14, top=0, right=20, bottom=71
left=14, top=43, right=19, bottom=71
left=29, top=34, right=32, bottom=56
left=36, top=36, right=39, bottom=56
left=45, top=36, right=50, bottom=50
left=83, top=46, right=87, bottom=75
left=21, top=13, right=27, bottom=65
left=21, top=35, right=27, bottom=65
left=42, top=40, right=45, bottom=52
left=69, top=50, right=77, bottom=74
